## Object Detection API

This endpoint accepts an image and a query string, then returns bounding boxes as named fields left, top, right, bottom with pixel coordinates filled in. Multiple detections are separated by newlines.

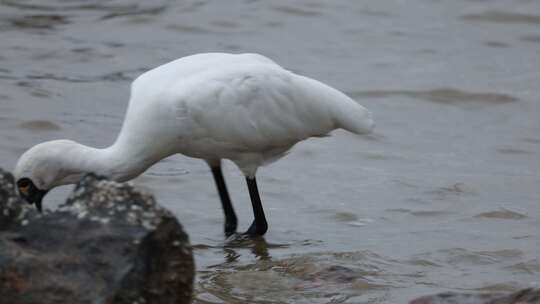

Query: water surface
left=1, top=0, right=539, bottom=302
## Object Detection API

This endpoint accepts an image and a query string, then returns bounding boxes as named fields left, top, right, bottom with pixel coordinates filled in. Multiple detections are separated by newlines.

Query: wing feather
left=172, top=64, right=336, bottom=151
left=128, top=53, right=372, bottom=156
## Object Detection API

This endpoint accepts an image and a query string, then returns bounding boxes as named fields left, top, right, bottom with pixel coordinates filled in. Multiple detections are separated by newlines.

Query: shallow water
left=1, top=0, right=540, bottom=302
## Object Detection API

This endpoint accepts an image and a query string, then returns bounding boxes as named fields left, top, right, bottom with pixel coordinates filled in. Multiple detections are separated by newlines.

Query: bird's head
left=14, top=140, right=85, bottom=212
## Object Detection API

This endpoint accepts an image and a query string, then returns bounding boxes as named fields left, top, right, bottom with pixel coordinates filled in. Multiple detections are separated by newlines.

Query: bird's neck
left=64, top=140, right=170, bottom=184
left=94, top=145, right=152, bottom=182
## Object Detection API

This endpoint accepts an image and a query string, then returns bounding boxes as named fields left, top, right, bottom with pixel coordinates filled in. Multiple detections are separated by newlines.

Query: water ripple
left=100, top=5, right=167, bottom=20
left=474, top=209, right=527, bottom=220
left=272, top=5, right=322, bottom=17
left=195, top=250, right=404, bottom=304
left=18, top=120, right=61, bottom=132
left=349, top=88, right=518, bottom=105
left=7, top=14, right=69, bottom=29
left=462, top=11, right=540, bottom=25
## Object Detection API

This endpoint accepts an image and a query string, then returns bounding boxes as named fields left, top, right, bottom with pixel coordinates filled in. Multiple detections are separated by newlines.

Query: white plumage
left=116, top=53, right=373, bottom=176
left=14, top=53, right=374, bottom=236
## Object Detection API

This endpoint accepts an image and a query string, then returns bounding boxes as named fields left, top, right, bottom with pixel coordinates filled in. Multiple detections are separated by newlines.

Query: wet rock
left=410, top=288, right=540, bottom=304
left=0, top=169, right=32, bottom=230
left=0, top=169, right=194, bottom=304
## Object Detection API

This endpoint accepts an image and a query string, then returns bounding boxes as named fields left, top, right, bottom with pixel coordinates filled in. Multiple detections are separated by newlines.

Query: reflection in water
left=222, top=247, right=241, bottom=264
left=250, top=238, right=271, bottom=260
left=223, top=235, right=287, bottom=261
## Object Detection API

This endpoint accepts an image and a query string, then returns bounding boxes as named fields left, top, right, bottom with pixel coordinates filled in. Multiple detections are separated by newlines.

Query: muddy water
left=1, top=0, right=539, bottom=303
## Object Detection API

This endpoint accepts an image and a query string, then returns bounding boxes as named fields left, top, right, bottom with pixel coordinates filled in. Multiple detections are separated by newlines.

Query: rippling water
left=1, top=0, right=539, bottom=303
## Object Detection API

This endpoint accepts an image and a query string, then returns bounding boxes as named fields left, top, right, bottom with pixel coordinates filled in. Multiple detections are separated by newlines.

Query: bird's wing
left=169, top=64, right=339, bottom=151
left=131, top=53, right=278, bottom=96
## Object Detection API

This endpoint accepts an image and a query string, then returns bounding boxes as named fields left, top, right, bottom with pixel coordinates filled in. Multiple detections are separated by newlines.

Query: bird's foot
left=224, top=220, right=238, bottom=237
left=243, top=220, right=268, bottom=237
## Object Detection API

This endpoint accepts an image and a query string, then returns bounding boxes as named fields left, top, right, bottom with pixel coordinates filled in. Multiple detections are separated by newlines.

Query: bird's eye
left=17, top=178, right=32, bottom=196
left=17, top=178, right=31, bottom=188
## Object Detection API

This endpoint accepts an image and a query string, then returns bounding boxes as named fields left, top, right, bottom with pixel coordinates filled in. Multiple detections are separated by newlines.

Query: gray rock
left=0, top=169, right=33, bottom=230
left=410, top=288, right=540, bottom=304
left=0, top=169, right=194, bottom=304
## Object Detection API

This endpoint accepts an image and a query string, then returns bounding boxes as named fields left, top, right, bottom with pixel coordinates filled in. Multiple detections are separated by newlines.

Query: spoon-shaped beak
left=31, top=190, right=46, bottom=212
left=17, top=179, right=48, bottom=213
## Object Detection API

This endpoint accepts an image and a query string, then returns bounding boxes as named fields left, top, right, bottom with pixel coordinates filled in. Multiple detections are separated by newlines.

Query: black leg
left=245, top=177, right=268, bottom=236
left=211, top=166, right=238, bottom=236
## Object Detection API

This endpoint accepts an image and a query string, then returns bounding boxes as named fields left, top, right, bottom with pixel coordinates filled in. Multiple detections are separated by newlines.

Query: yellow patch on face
left=19, top=184, right=30, bottom=196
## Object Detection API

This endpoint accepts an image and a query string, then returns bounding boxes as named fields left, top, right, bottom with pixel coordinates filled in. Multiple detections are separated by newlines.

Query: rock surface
left=0, top=169, right=194, bottom=304
left=410, top=288, right=540, bottom=304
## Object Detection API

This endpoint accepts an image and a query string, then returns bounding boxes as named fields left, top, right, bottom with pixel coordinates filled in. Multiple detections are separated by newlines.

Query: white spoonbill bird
left=14, top=53, right=374, bottom=236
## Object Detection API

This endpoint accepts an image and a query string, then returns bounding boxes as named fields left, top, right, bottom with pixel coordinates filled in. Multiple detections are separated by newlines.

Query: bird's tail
left=334, top=99, right=375, bottom=135
left=294, top=74, right=375, bottom=135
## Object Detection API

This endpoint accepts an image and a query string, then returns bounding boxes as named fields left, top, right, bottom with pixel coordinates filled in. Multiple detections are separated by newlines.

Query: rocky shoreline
left=0, top=169, right=194, bottom=304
